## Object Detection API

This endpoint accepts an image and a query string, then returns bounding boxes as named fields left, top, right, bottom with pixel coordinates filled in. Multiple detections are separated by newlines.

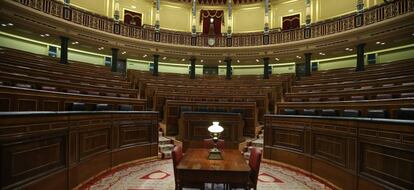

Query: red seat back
left=249, top=148, right=262, bottom=187
left=172, top=145, right=183, bottom=184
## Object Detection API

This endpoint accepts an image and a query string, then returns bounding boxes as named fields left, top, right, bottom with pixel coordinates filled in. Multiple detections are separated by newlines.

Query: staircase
left=158, top=130, right=175, bottom=159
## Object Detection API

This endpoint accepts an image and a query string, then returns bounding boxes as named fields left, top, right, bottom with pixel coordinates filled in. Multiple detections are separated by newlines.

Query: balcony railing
left=13, top=0, right=414, bottom=47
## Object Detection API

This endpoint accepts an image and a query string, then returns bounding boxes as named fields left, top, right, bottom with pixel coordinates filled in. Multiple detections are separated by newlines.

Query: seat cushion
left=351, top=96, right=365, bottom=100
left=342, top=109, right=361, bottom=117
left=321, top=109, right=338, bottom=116
left=119, top=104, right=133, bottom=111
left=367, top=109, right=388, bottom=118
left=95, top=104, right=111, bottom=111
left=376, top=94, right=392, bottom=99
left=283, top=109, right=297, bottom=115
left=70, top=102, right=85, bottom=111
left=303, top=109, right=317, bottom=115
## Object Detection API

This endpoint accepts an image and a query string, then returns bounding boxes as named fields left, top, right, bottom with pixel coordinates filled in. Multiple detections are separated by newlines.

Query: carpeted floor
left=79, top=159, right=335, bottom=190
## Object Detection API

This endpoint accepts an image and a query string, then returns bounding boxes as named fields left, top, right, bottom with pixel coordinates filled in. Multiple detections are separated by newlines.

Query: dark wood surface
left=264, top=115, right=414, bottom=190
left=178, top=112, right=245, bottom=150
left=177, top=148, right=250, bottom=185
left=165, top=100, right=258, bottom=136
left=0, top=111, right=158, bottom=190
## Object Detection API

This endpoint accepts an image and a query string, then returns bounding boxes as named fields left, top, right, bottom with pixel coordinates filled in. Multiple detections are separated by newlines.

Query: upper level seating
left=278, top=59, right=414, bottom=119
left=0, top=48, right=146, bottom=111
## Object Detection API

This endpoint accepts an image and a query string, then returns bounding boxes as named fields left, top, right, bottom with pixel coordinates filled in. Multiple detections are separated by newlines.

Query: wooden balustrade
left=11, top=0, right=413, bottom=47
left=0, top=111, right=158, bottom=190
left=264, top=115, right=414, bottom=190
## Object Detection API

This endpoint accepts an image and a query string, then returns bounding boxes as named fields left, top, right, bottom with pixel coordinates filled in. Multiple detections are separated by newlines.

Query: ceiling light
left=218, top=60, right=222, bottom=63
left=296, top=56, right=302, bottom=59
left=40, top=34, right=45, bottom=37
left=255, top=59, right=260, bottom=62
left=143, top=54, right=147, bottom=58
left=71, top=41, right=79, bottom=45
left=162, top=56, right=167, bottom=60
left=376, top=41, right=381, bottom=45
left=319, top=52, right=325, bottom=56
left=98, top=47, right=104, bottom=50
left=237, top=60, right=240, bottom=63
left=201, top=59, right=204, bottom=63
left=1, top=24, right=6, bottom=27
left=381, top=42, right=385, bottom=45
left=275, top=58, right=279, bottom=61
left=181, top=58, right=185, bottom=61
left=44, top=33, right=50, bottom=37
left=121, top=51, right=126, bottom=54
left=7, top=23, right=13, bottom=26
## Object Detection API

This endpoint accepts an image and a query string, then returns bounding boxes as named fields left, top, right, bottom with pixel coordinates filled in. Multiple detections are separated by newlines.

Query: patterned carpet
left=78, top=159, right=335, bottom=190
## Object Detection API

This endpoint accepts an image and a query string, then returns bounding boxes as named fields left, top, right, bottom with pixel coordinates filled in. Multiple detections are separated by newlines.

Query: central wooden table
left=176, top=148, right=250, bottom=189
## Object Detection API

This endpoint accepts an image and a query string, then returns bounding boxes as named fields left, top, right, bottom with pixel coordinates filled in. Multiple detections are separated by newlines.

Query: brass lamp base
left=207, top=148, right=223, bottom=160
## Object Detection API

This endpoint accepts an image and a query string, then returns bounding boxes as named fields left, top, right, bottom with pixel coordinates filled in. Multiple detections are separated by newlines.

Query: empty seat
left=283, top=109, right=297, bottom=115
left=118, top=104, right=133, bottom=111
left=291, top=98, right=302, bottom=102
left=321, top=109, right=338, bottom=116
left=327, top=97, right=341, bottom=101
left=119, top=94, right=130, bottom=98
left=400, top=93, right=414, bottom=98
left=396, top=108, right=414, bottom=120
left=105, top=92, right=117, bottom=97
left=402, top=82, right=414, bottom=86
left=87, top=91, right=100, bottom=95
left=95, top=104, right=111, bottom=111
left=367, top=109, right=388, bottom=118
left=351, top=96, right=365, bottom=100
left=303, top=109, right=317, bottom=116
left=342, top=109, right=361, bottom=117
left=69, top=102, right=85, bottom=111
left=376, top=94, right=393, bottom=99
left=360, top=86, right=373, bottom=90
left=308, top=97, right=321, bottom=102
left=41, top=86, right=56, bottom=91
left=15, top=83, right=32, bottom=89
left=67, top=89, right=81, bottom=94
left=382, top=84, right=394, bottom=87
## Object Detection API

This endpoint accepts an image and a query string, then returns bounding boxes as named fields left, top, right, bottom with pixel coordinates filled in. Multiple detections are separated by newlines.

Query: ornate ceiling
left=175, top=0, right=263, bottom=5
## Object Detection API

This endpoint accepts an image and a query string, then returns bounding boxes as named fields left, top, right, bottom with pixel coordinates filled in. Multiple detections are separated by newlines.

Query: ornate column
left=154, top=0, right=161, bottom=42
left=113, top=0, right=121, bottom=34
left=304, top=53, right=312, bottom=76
left=355, top=0, right=364, bottom=27
left=153, top=55, right=159, bottom=76
left=190, top=57, right=196, bottom=79
left=191, top=0, right=197, bottom=46
left=304, top=0, right=311, bottom=38
left=60, top=36, right=69, bottom=64
left=356, top=43, right=365, bottom=71
left=263, top=0, right=270, bottom=45
left=263, top=57, right=270, bottom=79
left=111, top=48, right=119, bottom=72
left=225, top=58, right=232, bottom=80
left=226, top=0, right=232, bottom=47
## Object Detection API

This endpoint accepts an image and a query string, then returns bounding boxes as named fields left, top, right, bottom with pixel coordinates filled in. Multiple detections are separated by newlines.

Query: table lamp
left=207, top=121, right=224, bottom=160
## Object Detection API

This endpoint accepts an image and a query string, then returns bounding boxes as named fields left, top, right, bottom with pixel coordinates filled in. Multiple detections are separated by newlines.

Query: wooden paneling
left=0, top=111, right=158, bottom=190
left=264, top=115, right=414, bottom=190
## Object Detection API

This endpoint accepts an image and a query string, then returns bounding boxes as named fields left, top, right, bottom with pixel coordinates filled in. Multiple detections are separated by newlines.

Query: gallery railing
left=13, top=0, right=414, bottom=47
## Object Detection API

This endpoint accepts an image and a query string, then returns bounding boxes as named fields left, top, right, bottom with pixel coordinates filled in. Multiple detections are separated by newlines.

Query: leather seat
left=321, top=109, right=338, bottom=116
left=118, top=104, right=133, bottom=111
left=303, top=109, right=317, bottom=115
left=95, top=104, right=111, bottom=111
left=367, top=109, right=388, bottom=118
left=376, top=94, right=393, bottom=99
left=283, top=109, right=297, bottom=115
left=342, top=109, right=361, bottom=117
left=309, top=97, right=321, bottom=102
left=400, top=93, right=414, bottom=98
left=396, top=108, right=414, bottom=120
left=69, top=102, right=85, bottom=111
left=351, top=96, right=365, bottom=100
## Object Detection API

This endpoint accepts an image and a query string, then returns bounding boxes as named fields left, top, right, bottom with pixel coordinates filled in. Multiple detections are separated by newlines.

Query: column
left=191, top=0, right=197, bottom=46
left=355, top=0, right=364, bottom=27
left=114, top=0, right=120, bottom=22
left=305, top=0, right=311, bottom=27
left=304, top=53, right=312, bottom=76
left=190, top=57, right=196, bottom=79
left=226, top=0, right=233, bottom=47
left=225, top=58, right=232, bottom=80
left=111, top=48, right=119, bottom=72
left=154, top=0, right=161, bottom=41
left=356, top=43, right=365, bottom=71
left=153, top=55, right=159, bottom=76
left=263, top=57, right=270, bottom=79
left=263, top=0, right=270, bottom=44
left=60, top=36, right=69, bottom=64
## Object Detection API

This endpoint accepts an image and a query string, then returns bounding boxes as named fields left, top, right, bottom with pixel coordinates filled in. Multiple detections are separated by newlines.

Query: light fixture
left=381, top=42, right=386, bottom=45
left=44, top=33, right=50, bottom=37
left=181, top=58, right=186, bottom=61
left=162, top=56, right=167, bottom=60
left=255, top=59, right=260, bottom=63
left=218, top=60, right=222, bottom=63
left=237, top=60, right=240, bottom=63
left=71, top=41, right=79, bottom=45
left=319, top=52, right=325, bottom=56
left=121, top=51, right=126, bottom=54
left=345, top=48, right=353, bottom=51
left=376, top=41, right=381, bottom=44
left=143, top=54, right=147, bottom=58
left=296, top=56, right=302, bottom=59
left=207, top=121, right=224, bottom=160
left=275, top=58, right=279, bottom=61
left=7, top=23, right=13, bottom=26
left=40, top=34, right=45, bottom=37
left=98, top=47, right=104, bottom=50
left=1, top=24, right=6, bottom=27
left=201, top=59, right=204, bottom=63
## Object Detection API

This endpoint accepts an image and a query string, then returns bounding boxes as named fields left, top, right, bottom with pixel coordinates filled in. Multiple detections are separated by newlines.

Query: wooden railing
left=12, top=0, right=414, bottom=47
